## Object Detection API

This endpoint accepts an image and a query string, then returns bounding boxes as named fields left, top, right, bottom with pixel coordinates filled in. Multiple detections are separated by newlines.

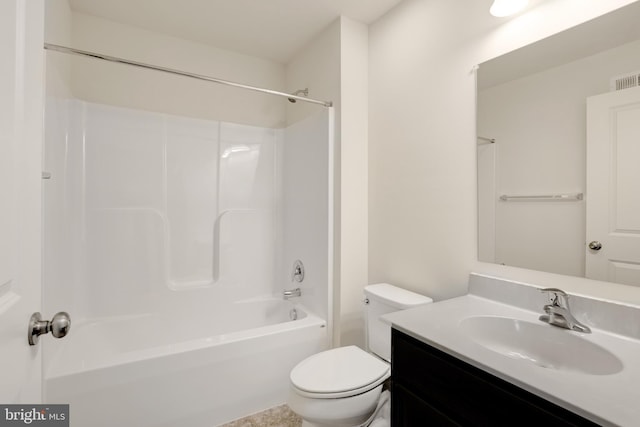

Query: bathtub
left=44, top=299, right=327, bottom=427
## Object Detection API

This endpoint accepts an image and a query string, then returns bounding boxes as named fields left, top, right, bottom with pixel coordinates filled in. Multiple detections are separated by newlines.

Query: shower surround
left=43, top=98, right=332, bottom=426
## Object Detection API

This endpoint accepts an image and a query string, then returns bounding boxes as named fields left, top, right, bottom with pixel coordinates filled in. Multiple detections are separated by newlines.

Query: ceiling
left=69, top=0, right=405, bottom=63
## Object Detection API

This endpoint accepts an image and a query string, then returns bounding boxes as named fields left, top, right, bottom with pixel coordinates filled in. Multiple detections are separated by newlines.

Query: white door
left=586, top=85, right=640, bottom=285
left=0, top=0, right=45, bottom=403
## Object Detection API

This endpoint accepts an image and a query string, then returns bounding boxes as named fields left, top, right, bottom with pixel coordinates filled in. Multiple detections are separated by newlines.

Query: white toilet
left=288, top=283, right=432, bottom=427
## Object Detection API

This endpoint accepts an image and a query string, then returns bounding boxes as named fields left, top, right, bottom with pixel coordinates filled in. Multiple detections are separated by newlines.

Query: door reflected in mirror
left=477, top=1, right=640, bottom=286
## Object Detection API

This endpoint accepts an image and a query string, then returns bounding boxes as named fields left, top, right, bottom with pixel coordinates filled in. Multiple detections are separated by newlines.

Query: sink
left=460, top=316, right=623, bottom=375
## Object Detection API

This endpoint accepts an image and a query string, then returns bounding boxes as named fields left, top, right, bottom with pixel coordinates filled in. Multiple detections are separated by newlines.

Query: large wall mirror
left=477, top=1, right=640, bottom=286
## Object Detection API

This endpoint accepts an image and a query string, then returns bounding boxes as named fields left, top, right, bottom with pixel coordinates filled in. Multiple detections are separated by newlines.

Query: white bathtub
left=44, top=300, right=327, bottom=427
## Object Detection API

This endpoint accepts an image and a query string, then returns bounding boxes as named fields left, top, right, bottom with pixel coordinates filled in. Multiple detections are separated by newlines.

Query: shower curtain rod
left=44, top=43, right=333, bottom=108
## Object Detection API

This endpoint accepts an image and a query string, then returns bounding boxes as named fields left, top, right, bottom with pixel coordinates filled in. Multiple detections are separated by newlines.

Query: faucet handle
left=540, top=287, right=567, bottom=296
left=540, top=288, right=569, bottom=306
left=291, top=260, right=305, bottom=283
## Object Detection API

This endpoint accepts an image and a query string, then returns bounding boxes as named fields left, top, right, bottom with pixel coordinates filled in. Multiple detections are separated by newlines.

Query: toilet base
left=289, top=384, right=384, bottom=427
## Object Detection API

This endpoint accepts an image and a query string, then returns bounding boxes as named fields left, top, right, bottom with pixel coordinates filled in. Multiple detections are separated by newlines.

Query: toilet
left=288, top=283, right=433, bottom=427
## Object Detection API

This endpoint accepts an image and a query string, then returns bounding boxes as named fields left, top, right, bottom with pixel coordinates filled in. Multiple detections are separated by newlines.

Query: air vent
left=610, top=71, right=640, bottom=91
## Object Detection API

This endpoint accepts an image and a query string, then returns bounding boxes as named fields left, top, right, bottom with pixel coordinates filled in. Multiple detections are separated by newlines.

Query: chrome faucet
left=539, top=288, right=591, bottom=333
left=283, top=288, right=301, bottom=300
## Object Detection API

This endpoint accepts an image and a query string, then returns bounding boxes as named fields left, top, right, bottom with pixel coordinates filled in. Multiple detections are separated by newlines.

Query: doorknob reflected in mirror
left=588, top=241, right=603, bottom=251
left=28, top=312, right=71, bottom=346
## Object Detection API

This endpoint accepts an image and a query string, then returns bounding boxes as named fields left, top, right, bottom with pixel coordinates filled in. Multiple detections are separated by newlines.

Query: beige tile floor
left=220, top=404, right=302, bottom=427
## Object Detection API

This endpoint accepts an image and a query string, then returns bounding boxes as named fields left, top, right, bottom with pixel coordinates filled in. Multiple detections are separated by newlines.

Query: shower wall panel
left=44, top=100, right=281, bottom=321
left=282, top=112, right=331, bottom=321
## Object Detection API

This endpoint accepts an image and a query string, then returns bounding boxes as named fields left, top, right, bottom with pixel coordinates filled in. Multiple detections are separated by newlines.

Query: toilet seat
left=290, top=346, right=390, bottom=399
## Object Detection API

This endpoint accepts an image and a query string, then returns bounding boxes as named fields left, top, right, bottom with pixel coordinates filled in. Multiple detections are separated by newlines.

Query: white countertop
left=383, top=294, right=640, bottom=426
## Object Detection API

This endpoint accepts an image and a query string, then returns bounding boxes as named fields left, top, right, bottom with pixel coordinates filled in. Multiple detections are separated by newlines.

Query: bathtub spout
left=283, top=288, right=302, bottom=300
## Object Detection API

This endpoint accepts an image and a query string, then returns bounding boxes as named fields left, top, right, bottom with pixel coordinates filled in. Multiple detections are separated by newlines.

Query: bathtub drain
left=289, top=308, right=298, bottom=321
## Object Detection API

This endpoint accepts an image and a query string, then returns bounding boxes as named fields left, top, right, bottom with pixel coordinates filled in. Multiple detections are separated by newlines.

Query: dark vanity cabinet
left=390, top=329, right=600, bottom=426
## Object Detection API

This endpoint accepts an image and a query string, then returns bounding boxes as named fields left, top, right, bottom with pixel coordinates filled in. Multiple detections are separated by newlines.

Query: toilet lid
left=290, top=346, right=390, bottom=395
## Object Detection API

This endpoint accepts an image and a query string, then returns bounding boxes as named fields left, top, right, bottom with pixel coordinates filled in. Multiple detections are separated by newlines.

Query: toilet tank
left=364, top=283, right=432, bottom=362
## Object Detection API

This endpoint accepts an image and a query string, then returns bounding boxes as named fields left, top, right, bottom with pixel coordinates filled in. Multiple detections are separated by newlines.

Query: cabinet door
left=391, top=329, right=599, bottom=426
left=392, top=384, right=461, bottom=427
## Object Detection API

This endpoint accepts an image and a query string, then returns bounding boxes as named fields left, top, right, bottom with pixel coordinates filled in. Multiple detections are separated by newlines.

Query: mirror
left=477, top=2, right=640, bottom=286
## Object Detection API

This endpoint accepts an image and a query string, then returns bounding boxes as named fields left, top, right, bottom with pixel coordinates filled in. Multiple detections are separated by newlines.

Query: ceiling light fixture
left=490, top=0, right=529, bottom=17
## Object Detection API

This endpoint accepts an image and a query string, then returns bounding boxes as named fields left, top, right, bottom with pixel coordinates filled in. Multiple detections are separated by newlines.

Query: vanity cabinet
left=391, top=329, right=600, bottom=426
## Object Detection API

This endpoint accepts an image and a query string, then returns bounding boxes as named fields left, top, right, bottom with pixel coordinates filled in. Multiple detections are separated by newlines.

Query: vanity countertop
left=383, top=294, right=640, bottom=427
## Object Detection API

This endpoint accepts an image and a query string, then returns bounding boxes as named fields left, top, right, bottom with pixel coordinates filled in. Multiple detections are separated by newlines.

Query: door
left=0, top=0, right=45, bottom=403
left=586, top=85, right=640, bottom=285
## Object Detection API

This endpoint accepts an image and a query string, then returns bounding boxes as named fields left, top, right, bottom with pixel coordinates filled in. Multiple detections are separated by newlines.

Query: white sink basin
left=460, top=316, right=623, bottom=375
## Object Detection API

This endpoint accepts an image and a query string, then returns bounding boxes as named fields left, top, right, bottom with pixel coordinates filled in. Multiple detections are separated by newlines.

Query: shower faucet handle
left=292, top=260, right=305, bottom=283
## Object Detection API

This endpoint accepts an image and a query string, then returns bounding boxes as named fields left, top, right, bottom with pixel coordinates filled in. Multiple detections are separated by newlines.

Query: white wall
left=477, top=142, right=496, bottom=263
left=286, top=20, right=341, bottom=126
left=337, top=18, right=369, bottom=348
left=48, top=11, right=287, bottom=128
left=369, top=0, right=640, bottom=303
left=369, top=0, right=481, bottom=301
left=44, top=0, right=72, bottom=98
left=478, top=39, right=640, bottom=277
left=286, top=17, right=369, bottom=347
